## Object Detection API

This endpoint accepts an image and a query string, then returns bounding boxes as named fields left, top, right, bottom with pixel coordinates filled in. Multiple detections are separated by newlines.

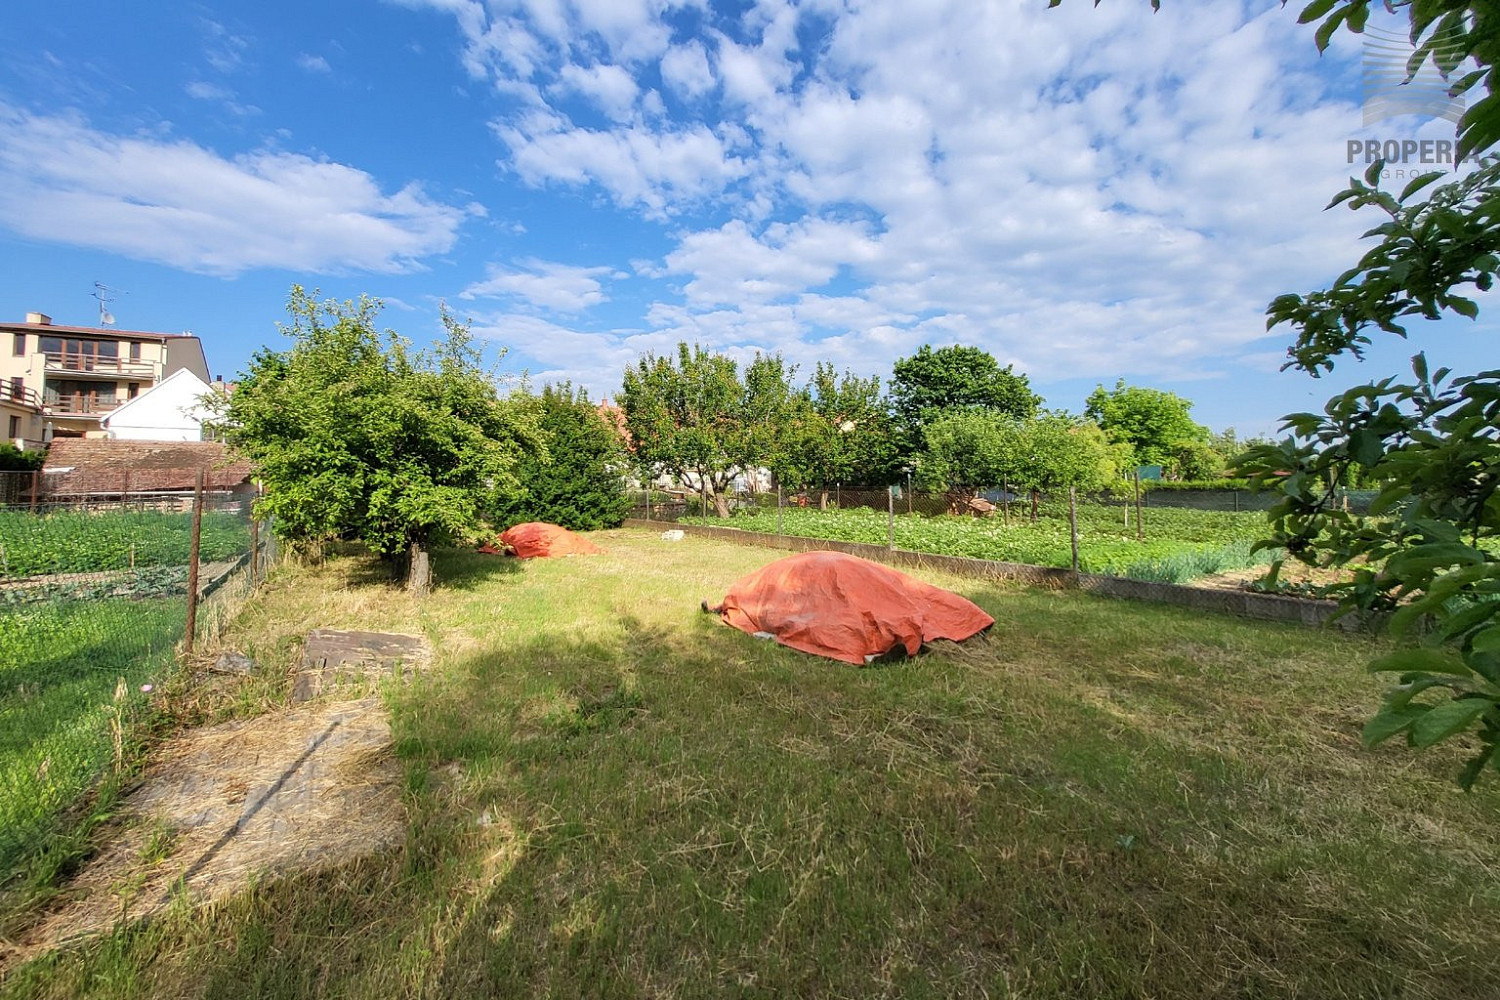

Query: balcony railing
left=44, top=393, right=119, bottom=416
left=0, top=382, right=42, bottom=408
left=42, top=353, right=159, bottom=378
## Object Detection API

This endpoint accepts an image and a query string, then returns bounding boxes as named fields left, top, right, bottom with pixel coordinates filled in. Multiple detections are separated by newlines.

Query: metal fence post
left=777, top=485, right=783, bottom=536
left=183, top=468, right=205, bottom=653
left=1133, top=468, right=1144, bottom=542
left=250, top=517, right=260, bottom=585
left=888, top=486, right=895, bottom=551
left=1069, top=486, right=1080, bottom=573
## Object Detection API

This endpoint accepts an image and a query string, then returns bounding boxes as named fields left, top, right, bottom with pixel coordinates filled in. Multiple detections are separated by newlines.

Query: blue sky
left=0, top=0, right=1490, bottom=436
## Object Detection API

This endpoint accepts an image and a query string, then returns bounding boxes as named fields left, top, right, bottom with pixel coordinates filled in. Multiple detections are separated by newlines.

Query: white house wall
left=102, top=369, right=213, bottom=442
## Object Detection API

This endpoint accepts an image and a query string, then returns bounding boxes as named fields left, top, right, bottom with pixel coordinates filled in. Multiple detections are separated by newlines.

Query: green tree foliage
left=1084, top=379, right=1210, bottom=472
left=914, top=410, right=1018, bottom=508
left=889, top=345, right=1041, bottom=447
left=1231, top=2, right=1500, bottom=785
left=221, top=287, right=533, bottom=592
left=1168, top=440, right=1227, bottom=482
left=492, top=383, right=630, bottom=532
left=0, top=443, right=44, bottom=472
left=917, top=412, right=1120, bottom=514
left=619, top=344, right=797, bottom=516
left=772, top=363, right=897, bottom=494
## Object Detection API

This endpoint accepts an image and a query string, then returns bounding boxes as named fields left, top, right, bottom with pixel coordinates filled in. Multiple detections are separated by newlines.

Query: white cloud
left=553, top=62, right=638, bottom=120
left=296, top=53, right=332, bottom=74
left=201, top=18, right=252, bottom=74
left=183, top=81, right=260, bottom=116
left=495, top=117, right=746, bottom=215
left=461, top=257, right=615, bottom=311
left=0, top=107, right=470, bottom=276
left=660, top=41, right=715, bottom=100
left=400, top=0, right=1408, bottom=402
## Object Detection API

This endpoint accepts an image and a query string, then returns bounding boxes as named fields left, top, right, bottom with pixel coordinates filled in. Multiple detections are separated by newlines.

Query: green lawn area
left=0, top=599, right=183, bottom=881
left=4, top=529, right=1499, bottom=998
left=684, top=502, right=1276, bottom=583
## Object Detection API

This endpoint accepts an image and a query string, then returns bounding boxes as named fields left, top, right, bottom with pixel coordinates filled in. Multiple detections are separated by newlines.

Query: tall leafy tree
left=221, top=288, right=533, bottom=593
left=619, top=343, right=797, bottom=516
left=918, top=411, right=1120, bottom=516
left=493, top=383, right=630, bottom=531
left=1084, top=379, right=1210, bottom=472
left=773, top=363, right=897, bottom=498
left=889, top=345, right=1041, bottom=449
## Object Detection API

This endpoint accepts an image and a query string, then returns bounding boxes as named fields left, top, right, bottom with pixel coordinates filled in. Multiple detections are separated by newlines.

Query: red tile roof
left=41, top=439, right=254, bottom=496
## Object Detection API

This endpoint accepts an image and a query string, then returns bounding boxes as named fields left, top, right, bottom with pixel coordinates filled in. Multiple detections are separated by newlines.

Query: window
left=128, top=382, right=140, bottom=399
left=7, top=415, right=18, bottom=438
left=39, top=336, right=117, bottom=371
left=9, top=377, right=22, bottom=399
left=129, top=341, right=141, bottom=361
left=11, top=333, right=23, bottom=356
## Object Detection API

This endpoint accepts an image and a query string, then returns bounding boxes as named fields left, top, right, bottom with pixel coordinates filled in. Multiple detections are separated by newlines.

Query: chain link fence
left=0, top=468, right=277, bottom=879
left=627, top=482, right=1379, bottom=521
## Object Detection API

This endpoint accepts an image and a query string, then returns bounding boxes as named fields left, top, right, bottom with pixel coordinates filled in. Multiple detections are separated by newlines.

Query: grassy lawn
left=684, top=502, right=1275, bottom=583
left=0, top=600, right=183, bottom=881
left=5, top=529, right=1499, bottom=998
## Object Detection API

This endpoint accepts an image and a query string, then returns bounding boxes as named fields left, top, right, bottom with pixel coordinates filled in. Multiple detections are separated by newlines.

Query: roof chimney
left=25, top=312, right=51, bottom=325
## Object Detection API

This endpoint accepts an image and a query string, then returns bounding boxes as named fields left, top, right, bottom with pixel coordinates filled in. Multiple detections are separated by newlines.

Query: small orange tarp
left=707, top=551, right=994, bottom=665
left=486, top=522, right=605, bottom=559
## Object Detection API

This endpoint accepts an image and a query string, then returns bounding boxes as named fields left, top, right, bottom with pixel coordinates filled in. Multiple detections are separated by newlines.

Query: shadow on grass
left=10, top=613, right=1500, bottom=999
left=432, top=548, right=524, bottom=592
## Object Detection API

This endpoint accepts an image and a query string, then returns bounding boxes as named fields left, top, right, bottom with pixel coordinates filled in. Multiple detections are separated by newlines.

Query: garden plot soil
left=4, top=629, right=434, bottom=967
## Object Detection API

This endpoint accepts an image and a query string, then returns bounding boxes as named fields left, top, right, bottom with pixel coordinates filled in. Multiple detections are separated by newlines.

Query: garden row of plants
left=683, top=501, right=1277, bottom=583
left=0, top=597, right=183, bottom=880
left=0, top=509, right=251, bottom=578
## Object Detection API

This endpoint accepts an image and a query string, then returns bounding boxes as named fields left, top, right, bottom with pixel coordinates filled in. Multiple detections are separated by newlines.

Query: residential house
left=101, top=368, right=222, bottom=442
left=0, top=311, right=211, bottom=448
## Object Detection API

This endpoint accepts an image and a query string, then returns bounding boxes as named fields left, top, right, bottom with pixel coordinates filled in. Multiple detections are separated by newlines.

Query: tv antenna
left=92, top=282, right=125, bottom=326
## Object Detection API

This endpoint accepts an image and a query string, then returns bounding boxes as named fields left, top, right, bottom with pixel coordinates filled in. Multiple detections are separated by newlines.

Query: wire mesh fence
left=0, top=469, right=277, bottom=878
left=626, top=482, right=1379, bottom=521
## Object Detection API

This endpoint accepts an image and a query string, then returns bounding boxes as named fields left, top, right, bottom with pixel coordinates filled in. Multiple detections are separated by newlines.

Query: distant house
left=0, top=310, right=211, bottom=446
left=101, top=368, right=221, bottom=442
left=39, top=438, right=254, bottom=508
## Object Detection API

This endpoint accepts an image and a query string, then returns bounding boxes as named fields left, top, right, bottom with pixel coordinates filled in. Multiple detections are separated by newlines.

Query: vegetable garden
left=685, top=500, right=1276, bottom=584
left=0, top=507, right=255, bottom=881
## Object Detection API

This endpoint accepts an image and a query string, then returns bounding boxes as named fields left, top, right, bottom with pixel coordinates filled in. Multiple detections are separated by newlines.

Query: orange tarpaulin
left=708, top=551, right=993, bottom=664
left=491, top=522, right=605, bottom=559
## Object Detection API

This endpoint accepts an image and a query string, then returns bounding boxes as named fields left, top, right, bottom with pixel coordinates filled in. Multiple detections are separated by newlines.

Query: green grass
left=5, top=531, right=1500, bottom=998
left=0, top=510, right=249, bottom=578
left=687, top=502, right=1275, bottom=582
left=0, top=599, right=184, bottom=881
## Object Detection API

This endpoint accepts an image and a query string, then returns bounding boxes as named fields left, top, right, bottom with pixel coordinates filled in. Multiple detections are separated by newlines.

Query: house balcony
left=44, top=393, right=119, bottom=417
left=0, top=382, right=42, bottom=408
left=42, top=353, right=159, bottom=379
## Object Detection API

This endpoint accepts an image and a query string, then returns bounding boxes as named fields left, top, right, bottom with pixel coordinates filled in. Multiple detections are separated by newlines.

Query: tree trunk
left=1030, top=489, right=1039, bottom=524
left=407, top=540, right=432, bottom=596
left=712, top=489, right=731, bottom=518
left=819, top=490, right=829, bottom=510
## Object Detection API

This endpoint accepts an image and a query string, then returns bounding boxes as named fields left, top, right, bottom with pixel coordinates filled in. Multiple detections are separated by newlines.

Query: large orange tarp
left=494, top=522, right=605, bottom=559
left=709, top=551, right=994, bottom=664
